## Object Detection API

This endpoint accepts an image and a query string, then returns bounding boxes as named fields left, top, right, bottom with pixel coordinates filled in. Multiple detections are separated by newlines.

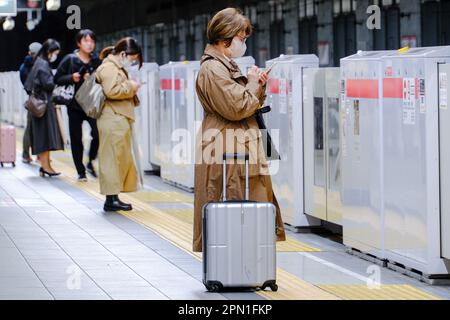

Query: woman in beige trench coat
left=193, top=8, right=286, bottom=252
left=96, top=37, right=143, bottom=212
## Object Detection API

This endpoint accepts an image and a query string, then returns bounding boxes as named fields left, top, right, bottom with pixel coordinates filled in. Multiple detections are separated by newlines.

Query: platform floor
left=1, top=129, right=450, bottom=300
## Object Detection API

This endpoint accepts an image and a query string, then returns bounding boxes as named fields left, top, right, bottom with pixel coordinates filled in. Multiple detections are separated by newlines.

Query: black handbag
left=255, top=106, right=281, bottom=161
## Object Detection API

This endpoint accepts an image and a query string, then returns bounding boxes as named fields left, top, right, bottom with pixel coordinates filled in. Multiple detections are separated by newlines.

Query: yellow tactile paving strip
left=163, top=209, right=196, bottom=225
left=129, top=191, right=194, bottom=204
left=13, top=133, right=440, bottom=300
left=159, top=209, right=321, bottom=253
left=319, top=284, right=441, bottom=300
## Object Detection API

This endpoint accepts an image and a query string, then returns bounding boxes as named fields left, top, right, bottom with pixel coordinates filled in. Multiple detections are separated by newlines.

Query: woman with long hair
left=24, top=39, right=64, bottom=177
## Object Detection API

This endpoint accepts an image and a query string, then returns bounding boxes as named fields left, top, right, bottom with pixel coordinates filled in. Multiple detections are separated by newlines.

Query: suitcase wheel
left=0, top=163, right=3, bottom=168
left=205, top=282, right=223, bottom=293
left=261, top=281, right=278, bottom=292
left=209, top=284, right=220, bottom=293
left=12, top=162, right=15, bottom=168
left=270, top=284, right=278, bottom=292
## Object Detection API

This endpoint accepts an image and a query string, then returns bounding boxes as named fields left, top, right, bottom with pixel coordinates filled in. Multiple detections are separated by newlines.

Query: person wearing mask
left=95, top=37, right=142, bottom=212
left=54, top=29, right=102, bottom=182
left=193, top=8, right=286, bottom=252
left=24, top=39, right=64, bottom=177
left=19, top=42, right=42, bottom=164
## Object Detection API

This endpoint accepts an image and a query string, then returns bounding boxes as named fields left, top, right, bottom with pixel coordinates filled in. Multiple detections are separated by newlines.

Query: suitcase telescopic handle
left=222, top=153, right=250, bottom=202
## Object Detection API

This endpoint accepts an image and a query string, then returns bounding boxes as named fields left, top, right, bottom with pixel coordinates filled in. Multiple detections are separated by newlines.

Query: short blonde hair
left=207, top=8, right=253, bottom=47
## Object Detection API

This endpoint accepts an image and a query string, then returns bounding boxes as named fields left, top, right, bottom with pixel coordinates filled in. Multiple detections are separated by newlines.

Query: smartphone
left=265, top=64, right=276, bottom=75
left=78, top=66, right=87, bottom=76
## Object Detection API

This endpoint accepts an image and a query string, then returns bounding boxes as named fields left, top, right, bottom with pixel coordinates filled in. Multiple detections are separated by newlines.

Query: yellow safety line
left=318, top=284, right=441, bottom=300
left=129, top=191, right=194, bottom=203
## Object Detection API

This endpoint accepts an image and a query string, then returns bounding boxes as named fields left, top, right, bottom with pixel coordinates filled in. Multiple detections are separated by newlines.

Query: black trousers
left=67, top=108, right=99, bottom=175
left=22, top=111, right=32, bottom=159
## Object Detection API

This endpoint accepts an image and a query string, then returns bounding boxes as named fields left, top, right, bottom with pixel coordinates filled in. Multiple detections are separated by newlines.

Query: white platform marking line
left=299, top=252, right=372, bottom=284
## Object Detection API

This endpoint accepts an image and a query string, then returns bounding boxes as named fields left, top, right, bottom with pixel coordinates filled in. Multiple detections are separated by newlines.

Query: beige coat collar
left=104, top=54, right=129, bottom=76
left=201, top=45, right=239, bottom=73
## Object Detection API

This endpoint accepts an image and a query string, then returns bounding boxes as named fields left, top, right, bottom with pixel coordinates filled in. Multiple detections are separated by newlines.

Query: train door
left=304, top=68, right=342, bottom=225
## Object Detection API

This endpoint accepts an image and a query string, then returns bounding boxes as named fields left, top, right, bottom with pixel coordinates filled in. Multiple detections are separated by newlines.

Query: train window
left=342, top=0, right=351, bottom=13
left=270, top=2, right=285, bottom=59
left=185, top=34, right=195, bottom=61
left=333, top=0, right=357, bottom=15
left=185, top=20, right=196, bottom=61
left=333, top=0, right=341, bottom=14
left=155, top=38, right=163, bottom=65
left=299, top=0, right=318, bottom=54
left=245, top=6, right=260, bottom=65
left=333, top=0, right=357, bottom=66
left=333, top=15, right=356, bottom=66
left=373, top=2, right=400, bottom=50
left=421, top=0, right=450, bottom=46
left=169, top=36, right=179, bottom=62
left=299, top=0, right=316, bottom=18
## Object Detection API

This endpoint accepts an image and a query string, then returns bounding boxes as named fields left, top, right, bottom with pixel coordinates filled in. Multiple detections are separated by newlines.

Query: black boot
left=104, top=195, right=132, bottom=212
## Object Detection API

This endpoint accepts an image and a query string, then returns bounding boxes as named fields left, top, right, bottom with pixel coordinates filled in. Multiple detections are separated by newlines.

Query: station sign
left=0, top=0, right=17, bottom=16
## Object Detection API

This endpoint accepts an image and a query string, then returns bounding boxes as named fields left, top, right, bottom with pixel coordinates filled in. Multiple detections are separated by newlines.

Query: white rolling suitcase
left=202, top=153, right=278, bottom=292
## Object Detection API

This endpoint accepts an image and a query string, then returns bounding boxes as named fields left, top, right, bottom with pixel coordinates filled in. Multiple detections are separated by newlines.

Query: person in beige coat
left=95, top=37, right=143, bottom=212
left=193, top=8, right=286, bottom=252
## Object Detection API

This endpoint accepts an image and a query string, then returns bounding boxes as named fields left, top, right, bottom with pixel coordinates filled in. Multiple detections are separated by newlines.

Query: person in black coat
left=54, top=30, right=102, bottom=182
left=19, top=42, right=42, bottom=164
left=24, top=39, right=64, bottom=177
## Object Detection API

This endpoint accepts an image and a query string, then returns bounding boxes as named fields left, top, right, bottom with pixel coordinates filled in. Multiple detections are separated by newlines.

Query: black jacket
left=24, top=57, right=55, bottom=106
left=54, top=50, right=102, bottom=111
left=19, top=55, right=34, bottom=89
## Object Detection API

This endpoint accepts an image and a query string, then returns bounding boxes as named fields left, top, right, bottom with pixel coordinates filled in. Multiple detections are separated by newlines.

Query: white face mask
left=121, top=53, right=137, bottom=69
left=229, top=37, right=247, bottom=58
left=49, top=54, right=58, bottom=63
left=122, top=57, right=133, bottom=69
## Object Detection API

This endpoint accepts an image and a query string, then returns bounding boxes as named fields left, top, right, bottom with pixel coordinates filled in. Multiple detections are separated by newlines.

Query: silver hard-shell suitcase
left=202, top=153, right=278, bottom=292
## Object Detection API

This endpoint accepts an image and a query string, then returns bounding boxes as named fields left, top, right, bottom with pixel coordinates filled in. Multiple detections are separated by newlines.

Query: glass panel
left=299, top=0, right=306, bottom=18
left=306, top=0, right=315, bottom=17
left=342, top=0, right=351, bottom=13
left=327, top=97, right=341, bottom=192
left=314, top=97, right=325, bottom=187
left=334, top=0, right=341, bottom=14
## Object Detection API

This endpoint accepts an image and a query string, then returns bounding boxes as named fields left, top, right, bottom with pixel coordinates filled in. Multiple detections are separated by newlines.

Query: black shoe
left=104, top=195, right=132, bottom=212
left=22, top=157, right=33, bottom=164
left=39, top=167, right=61, bottom=178
left=78, top=172, right=88, bottom=182
left=87, top=162, right=97, bottom=178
